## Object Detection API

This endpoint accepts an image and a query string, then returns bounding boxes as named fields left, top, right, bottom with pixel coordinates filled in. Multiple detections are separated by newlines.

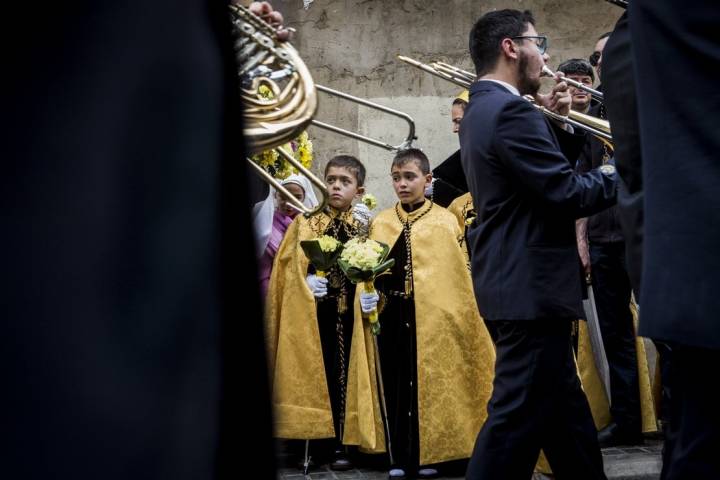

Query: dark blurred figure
left=1, top=1, right=274, bottom=479
left=605, top=1, right=720, bottom=478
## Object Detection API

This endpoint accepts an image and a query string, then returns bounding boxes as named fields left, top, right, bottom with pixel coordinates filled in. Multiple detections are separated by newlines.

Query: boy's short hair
left=324, top=155, right=366, bottom=186
left=557, top=58, right=595, bottom=82
left=392, top=148, right=431, bottom=175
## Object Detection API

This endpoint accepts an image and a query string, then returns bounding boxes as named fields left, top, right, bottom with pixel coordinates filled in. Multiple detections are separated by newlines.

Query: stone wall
left=276, top=0, right=622, bottom=209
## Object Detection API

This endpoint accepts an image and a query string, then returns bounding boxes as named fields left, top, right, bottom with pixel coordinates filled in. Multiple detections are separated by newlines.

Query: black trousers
left=660, top=345, right=720, bottom=480
left=317, top=294, right=355, bottom=449
left=590, top=241, right=641, bottom=432
left=378, top=296, right=420, bottom=473
left=466, top=319, right=606, bottom=480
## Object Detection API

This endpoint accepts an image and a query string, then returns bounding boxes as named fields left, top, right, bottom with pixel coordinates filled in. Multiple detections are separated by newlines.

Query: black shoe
left=388, top=467, right=407, bottom=479
left=598, top=422, right=644, bottom=447
left=418, top=467, right=439, bottom=479
left=330, top=452, right=353, bottom=471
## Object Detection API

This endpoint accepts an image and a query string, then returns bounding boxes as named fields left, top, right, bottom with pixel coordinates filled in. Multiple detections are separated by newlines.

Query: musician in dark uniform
left=461, top=9, right=618, bottom=479
left=607, top=1, right=720, bottom=478
left=558, top=58, right=643, bottom=447
left=2, top=2, right=279, bottom=479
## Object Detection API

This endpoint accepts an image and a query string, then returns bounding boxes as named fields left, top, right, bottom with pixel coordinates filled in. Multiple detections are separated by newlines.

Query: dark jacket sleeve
left=550, top=120, right=587, bottom=168
left=494, top=98, right=617, bottom=218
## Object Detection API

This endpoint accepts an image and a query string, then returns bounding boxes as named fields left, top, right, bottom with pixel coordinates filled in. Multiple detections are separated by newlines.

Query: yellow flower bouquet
left=300, top=235, right=343, bottom=277
left=337, top=238, right=395, bottom=334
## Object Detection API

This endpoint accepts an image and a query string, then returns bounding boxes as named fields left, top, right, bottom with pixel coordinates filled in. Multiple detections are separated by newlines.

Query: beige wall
left=276, top=0, right=622, bottom=209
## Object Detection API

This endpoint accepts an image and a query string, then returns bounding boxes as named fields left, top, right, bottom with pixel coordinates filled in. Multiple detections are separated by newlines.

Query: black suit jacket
left=432, top=149, right=468, bottom=207
left=2, top=2, right=273, bottom=479
left=460, top=81, right=617, bottom=321
left=625, top=1, right=720, bottom=349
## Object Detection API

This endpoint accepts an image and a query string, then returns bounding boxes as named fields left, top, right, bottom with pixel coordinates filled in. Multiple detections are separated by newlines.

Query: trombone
left=398, top=55, right=613, bottom=147
left=542, top=65, right=603, bottom=103
left=312, top=85, right=416, bottom=151
left=232, top=5, right=417, bottom=216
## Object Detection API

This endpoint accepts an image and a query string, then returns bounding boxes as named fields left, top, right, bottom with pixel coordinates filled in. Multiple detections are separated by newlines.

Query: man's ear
left=500, top=38, right=519, bottom=60
left=355, top=185, right=366, bottom=198
left=425, top=173, right=433, bottom=186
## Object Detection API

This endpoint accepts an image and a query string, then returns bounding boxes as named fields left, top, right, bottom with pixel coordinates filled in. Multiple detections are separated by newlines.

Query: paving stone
left=277, top=440, right=663, bottom=479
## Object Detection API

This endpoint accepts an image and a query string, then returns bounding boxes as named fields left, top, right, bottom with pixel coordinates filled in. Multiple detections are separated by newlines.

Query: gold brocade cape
left=447, top=192, right=474, bottom=262
left=447, top=192, right=473, bottom=230
left=265, top=209, right=386, bottom=453
left=367, top=202, right=496, bottom=465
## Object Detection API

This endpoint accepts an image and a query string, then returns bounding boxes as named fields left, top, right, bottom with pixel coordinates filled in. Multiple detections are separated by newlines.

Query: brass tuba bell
left=230, top=4, right=326, bottom=216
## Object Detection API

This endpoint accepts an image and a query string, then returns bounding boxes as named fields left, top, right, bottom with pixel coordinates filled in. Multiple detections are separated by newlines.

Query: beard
left=517, top=51, right=541, bottom=96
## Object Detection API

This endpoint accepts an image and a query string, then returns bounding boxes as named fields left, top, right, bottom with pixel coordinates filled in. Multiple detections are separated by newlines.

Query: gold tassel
left=338, top=292, right=347, bottom=314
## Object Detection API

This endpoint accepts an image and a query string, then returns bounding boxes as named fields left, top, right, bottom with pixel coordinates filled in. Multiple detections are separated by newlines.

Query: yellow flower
left=249, top=129, right=313, bottom=180
left=340, top=238, right=384, bottom=270
left=318, top=235, right=341, bottom=253
left=361, top=193, right=377, bottom=210
left=258, top=84, right=273, bottom=99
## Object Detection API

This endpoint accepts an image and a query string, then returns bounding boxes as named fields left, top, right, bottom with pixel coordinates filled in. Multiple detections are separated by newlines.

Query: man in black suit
left=609, top=2, right=720, bottom=478
left=460, top=10, right=618, bottom=480
left=1, top=2, right=278, bottom=479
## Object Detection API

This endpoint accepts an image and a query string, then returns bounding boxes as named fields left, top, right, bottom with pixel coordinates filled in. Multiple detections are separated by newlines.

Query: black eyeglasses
left=511, top=35, right=548, bottom=54
left=589, top=51, right=602, bottom=67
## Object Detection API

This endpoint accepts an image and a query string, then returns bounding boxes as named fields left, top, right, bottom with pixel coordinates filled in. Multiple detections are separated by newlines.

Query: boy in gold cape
left=265, top=155, right=385, bottom=470
left=362, top=149, right=495, bottom=479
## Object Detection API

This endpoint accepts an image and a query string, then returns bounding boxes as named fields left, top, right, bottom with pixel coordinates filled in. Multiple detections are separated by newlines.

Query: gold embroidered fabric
left=447, top=192, right=474, bottom=264
left=264, top=210, right=385, bottom=452
left=368, top=202, right=496, bottom=465
left=447, top=192, right=473, bottom=229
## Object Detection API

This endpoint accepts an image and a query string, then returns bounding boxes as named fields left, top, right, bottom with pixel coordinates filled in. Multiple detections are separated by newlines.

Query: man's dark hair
left=325, top=155, right=366, bottom=186
left=557, top=58, right=595, bottom=82
left=469, top=9, right=535, bottom=77
left=392, top=148, right=431, bottom=175
left=598, top=31, right=612, bottom=41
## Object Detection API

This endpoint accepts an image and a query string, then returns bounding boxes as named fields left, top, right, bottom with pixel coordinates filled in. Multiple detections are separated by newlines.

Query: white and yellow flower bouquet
left=337, top=238, right=394, bottom=335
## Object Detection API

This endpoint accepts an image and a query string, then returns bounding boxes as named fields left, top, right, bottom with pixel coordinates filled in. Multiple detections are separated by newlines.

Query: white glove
left=360, top=292, right=380, bottom=313
left=352, top=202, right=372, bottom=227
left=306, top=274, right=328, bottom=298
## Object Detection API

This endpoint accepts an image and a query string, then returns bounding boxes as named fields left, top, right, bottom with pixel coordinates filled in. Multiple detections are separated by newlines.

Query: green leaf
left=371, top=258, right=395, bottom=276
left=300, top=239, right=343, bottom=271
